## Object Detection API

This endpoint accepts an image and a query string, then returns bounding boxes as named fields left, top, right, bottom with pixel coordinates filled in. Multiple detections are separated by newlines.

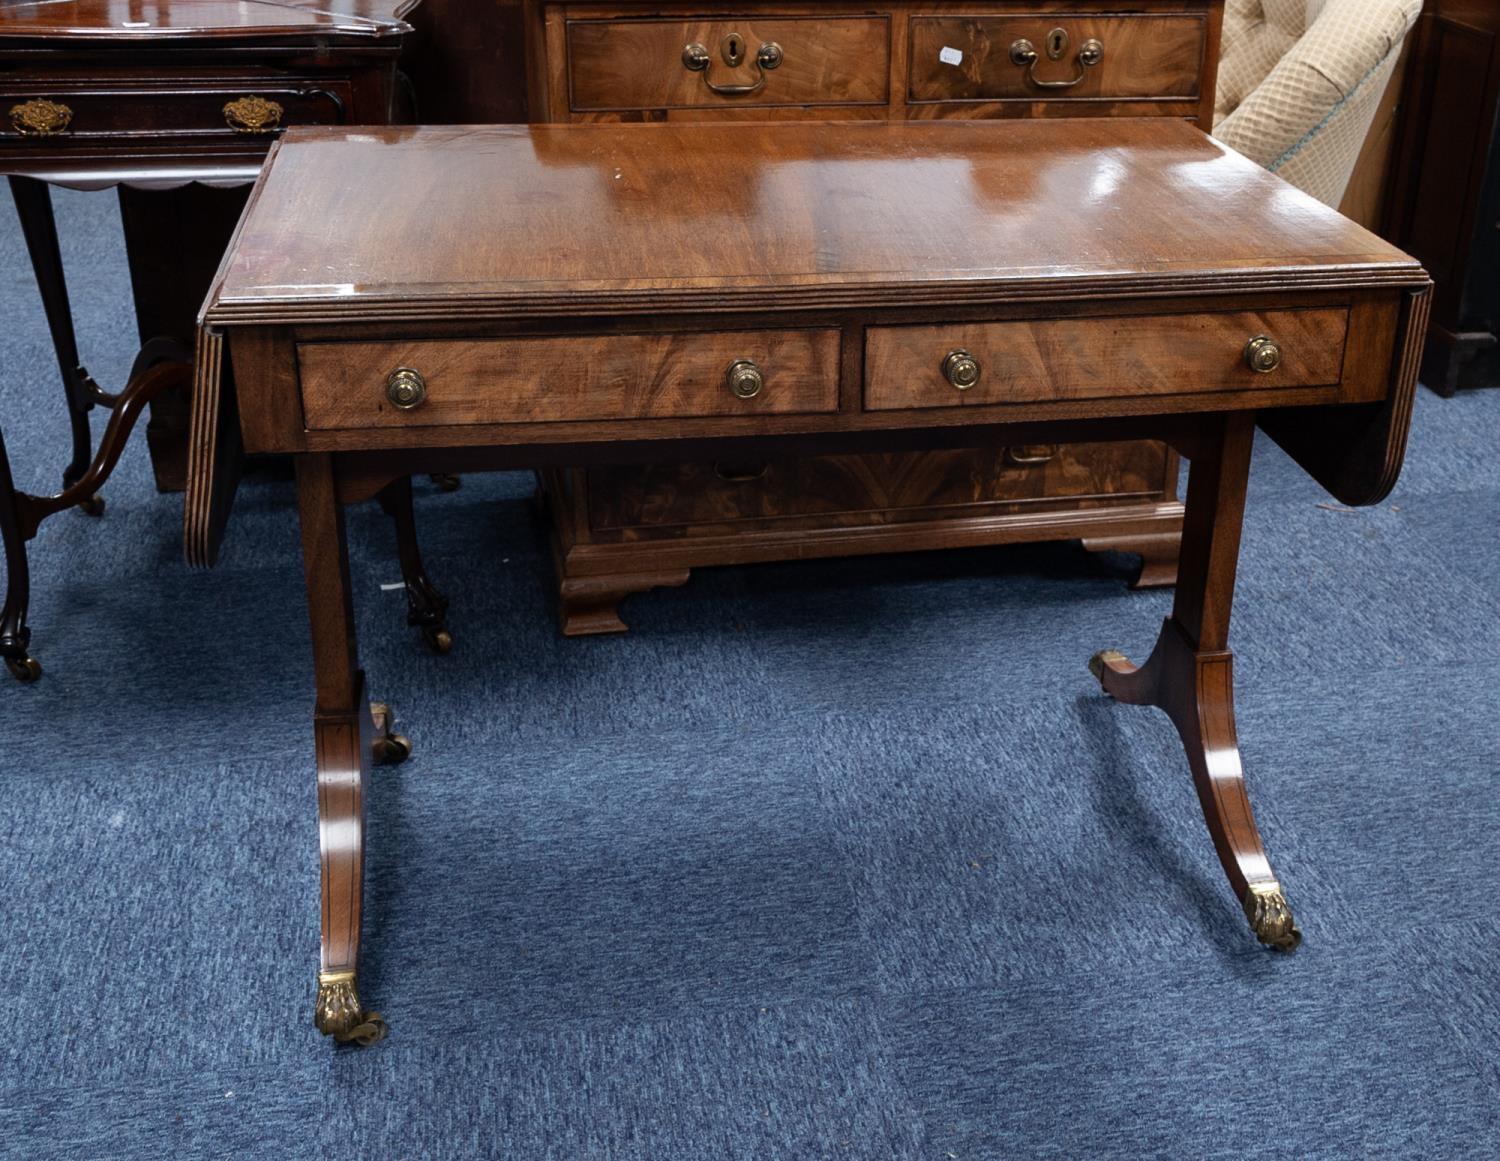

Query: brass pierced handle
left=9, top=98, right=73, bottom=137
left=1009, top=30, right=1104, bottom=90
left=386, top=368, right=427, bottom=410
left=942, top=349, right=981, bottom=391
left=1244, top=335, right=1282, bottom=374
left=223, top=95, right=283, bottom=134
left=1005, top=445, right=1057, bottom=466
left=682, top=40, right=783, bottom=96
left=725, top=359, right=764, bottom=399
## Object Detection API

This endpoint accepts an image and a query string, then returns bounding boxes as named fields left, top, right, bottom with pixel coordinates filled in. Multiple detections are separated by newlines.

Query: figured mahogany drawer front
left=586, top=441, right=1170, bottom=533
left=566, top=17, right=890, bottom=111
left=2, top=81, right=349, bottom=141
left=298, top=330, right=842, bottom=430
left=864, top=309, right=1349, bottom=411
left=907, top=15, right=1206, bottom=104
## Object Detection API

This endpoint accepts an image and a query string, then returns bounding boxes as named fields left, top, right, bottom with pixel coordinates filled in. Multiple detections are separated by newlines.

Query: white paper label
left=939, top=46, right=964, bottom=66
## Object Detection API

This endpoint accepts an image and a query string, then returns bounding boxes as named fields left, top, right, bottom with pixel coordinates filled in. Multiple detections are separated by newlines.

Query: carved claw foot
left=315, top=969, right=388, bottom=1045
left=370, top=701, right=412, bottom=765
left=1243, top=882, right=1302, bottom=952
left=75, top=493, right=105, bottom=518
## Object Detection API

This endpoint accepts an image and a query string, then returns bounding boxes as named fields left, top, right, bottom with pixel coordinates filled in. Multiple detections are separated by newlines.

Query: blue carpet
left=2, top=183, right=1498, bottom=1160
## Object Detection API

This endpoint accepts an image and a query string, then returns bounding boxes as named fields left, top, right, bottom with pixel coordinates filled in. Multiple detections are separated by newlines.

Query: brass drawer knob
left=223, top=95, right=283, bottom=134
left=1244, top=335, right=1282, bottom=374
left=942, top=349, right=981, bottom=390
left=725, top=359, right=764, bottom=399
left=9, top=98, right=73, bottom=137
left=385, top=367, right=427, bottom=410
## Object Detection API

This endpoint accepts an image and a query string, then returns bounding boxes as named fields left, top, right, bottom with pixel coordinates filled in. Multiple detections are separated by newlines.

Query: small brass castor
left=77, top=493, right=105, bottom=518
left=5, top=654, right=42, bottom=682
left=370, top=701, right=413, bottom=765
left=1243, top=882, right=1302, bottom=952
left=315, top=970, right=389, bottom=1045
left=429, top=473, right=461, bottom=493
left=423, top=626, right=453, bottom=655
left=1088, top=649, right=1127, bottom=684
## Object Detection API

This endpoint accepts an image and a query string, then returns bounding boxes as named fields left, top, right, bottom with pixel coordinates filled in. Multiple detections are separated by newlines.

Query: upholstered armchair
left=1214, top=0, right=1423, bottom=207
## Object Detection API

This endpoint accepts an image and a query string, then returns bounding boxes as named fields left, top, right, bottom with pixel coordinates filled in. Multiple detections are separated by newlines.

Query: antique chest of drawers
left=522, top=0, right=1225, bottom=633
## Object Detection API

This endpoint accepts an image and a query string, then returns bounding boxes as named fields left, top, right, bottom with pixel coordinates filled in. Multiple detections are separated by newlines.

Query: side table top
left=203, top=118, right=1426, bottom=328
left=0, top=0, right=416, bottom=41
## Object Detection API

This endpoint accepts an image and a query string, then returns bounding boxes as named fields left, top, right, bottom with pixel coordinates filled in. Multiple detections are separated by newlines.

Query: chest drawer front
left=864, top=310, right=1349, bottom=412
left=299, top=330, right=842, bottom=430
left=2, top=80, right=349, bottom=143
left=907, top=15, right=1206, bottom=104
left=566, top=17, right=889, bottom=112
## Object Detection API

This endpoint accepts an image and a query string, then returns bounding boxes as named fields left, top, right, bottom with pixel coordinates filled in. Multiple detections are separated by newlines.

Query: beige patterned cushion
left=1213, top=0, right=1422, bottom=206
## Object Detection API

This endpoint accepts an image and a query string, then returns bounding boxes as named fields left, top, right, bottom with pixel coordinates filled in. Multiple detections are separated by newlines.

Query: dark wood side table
left=1384, top=0, right=1500, bottom=394
left=187, top=119, right=1427, bottom=1042
left=0, top=0, right=427, bottom=681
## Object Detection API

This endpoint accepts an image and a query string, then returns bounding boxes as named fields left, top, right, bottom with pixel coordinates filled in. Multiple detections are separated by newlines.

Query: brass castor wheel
left=429, top=473, right=461, bottom=493
left=423, top=626, right=453, bottom=655
left=77, top=493, right=105, bottom=518
left=341, top=1013, right=390, bottom=1046
left=315, top=970, right=389, bottom=1045
left=370, top=701, right=413, bottom=765
left=373, top=730, right=412, bottom=765
left=5, top=654, right=42, bottom=682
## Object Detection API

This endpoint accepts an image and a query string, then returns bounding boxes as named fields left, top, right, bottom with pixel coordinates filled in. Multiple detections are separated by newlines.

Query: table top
left=0, top=0, right=415, bottom=41
left=203, top=118, right=1425, bottom=327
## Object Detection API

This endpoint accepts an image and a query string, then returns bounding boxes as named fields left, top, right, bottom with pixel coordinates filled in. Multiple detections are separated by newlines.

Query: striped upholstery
left=1213, top=0, right=1422, bottom=206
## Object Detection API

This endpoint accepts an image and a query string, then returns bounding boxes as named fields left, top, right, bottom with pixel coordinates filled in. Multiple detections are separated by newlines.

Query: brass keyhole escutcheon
left=721, top=33, right=745, bottom=67
left=1046, top=27, right=1069, bottom=61
left=942, top=349, right=981, bottom=391
left=385, top=367, right=427, bottom=410
left=726, top=359, right=764, bottom=399
left=1244, top=335, right=1282, bottom=374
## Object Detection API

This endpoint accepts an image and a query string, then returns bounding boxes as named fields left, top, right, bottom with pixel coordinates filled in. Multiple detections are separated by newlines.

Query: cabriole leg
left=0, top=424, right=39, bottom=682
left=1089, top=413, right=1300, bottom=951
left=8, top=176, right=103, bottom=513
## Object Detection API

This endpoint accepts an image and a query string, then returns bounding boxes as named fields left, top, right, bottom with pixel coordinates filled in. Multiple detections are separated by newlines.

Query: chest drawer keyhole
left=721, top=33, right=745, bottom=67
left=1046, top=28, right=1069, bottom=61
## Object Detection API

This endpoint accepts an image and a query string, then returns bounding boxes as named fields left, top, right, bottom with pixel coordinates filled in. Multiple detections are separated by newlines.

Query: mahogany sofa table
left=187, top=118, right=1430, bottom=1044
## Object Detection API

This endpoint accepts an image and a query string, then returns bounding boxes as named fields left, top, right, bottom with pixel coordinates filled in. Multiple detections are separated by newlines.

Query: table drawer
left=298, top=330, right=842, bottom=430
left=565, top=16, right=889, bottom=112
left=585, top=440, right=1168, bottom=533
left=2, top=80, right=349, bottom=142
left=907, top=15, right=1206, bottom=104
left=864, top=309, right=1349, bottom=411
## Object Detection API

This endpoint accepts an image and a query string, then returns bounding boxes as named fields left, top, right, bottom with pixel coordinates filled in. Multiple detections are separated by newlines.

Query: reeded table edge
left=202, top=263, right=1432, bottom=326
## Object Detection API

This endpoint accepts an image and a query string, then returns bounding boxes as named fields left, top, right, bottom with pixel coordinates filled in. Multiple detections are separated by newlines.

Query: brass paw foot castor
left=370, top=701, right=412, bottom=765
left=1243, top=882, right=1302, bottom=952
left=314, top=969, right=388, bottom=1045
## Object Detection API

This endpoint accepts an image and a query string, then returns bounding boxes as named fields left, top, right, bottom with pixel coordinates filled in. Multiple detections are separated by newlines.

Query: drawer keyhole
left=721, top=33, right=745, bottom=67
